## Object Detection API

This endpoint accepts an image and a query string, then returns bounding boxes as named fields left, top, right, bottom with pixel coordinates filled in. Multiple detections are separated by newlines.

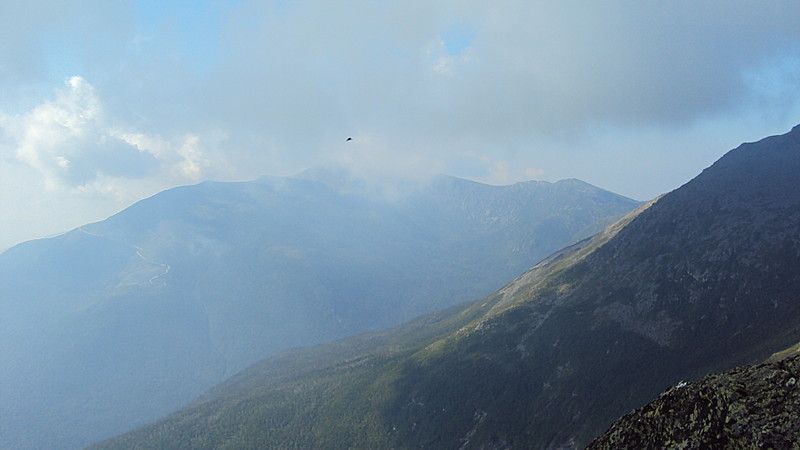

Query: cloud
left=316, top=133, right=447, bottom=200
left=118, top=131, right=231, bottom=183
left=150, top=0, right=797, bottom=189
left=174, top=134, right=210, bottom=181
left=2, top=77, right=146, bottom=189
left=1, top=0, right=799, bottom=249
left=0, top=76, right=232, bottom=195
left=478, top=159, right=545, bottom=186
left=0, top=75, right=238, bottom=249
left=6, top=2, right=800, bottom=147
left=434, top=2, right=800, bottom=137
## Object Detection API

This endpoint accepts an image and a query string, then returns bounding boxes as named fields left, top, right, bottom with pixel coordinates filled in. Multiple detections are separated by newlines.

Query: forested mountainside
left=95, top=126, right=800, bottom=449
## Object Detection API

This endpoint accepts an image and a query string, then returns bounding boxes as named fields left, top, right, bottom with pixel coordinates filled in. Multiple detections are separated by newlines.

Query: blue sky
left=1, top=0, right=799, bottom=250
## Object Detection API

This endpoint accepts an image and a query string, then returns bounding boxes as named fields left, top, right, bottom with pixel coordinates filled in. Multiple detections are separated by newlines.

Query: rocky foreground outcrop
left=588, top=354, right=800, bottom=449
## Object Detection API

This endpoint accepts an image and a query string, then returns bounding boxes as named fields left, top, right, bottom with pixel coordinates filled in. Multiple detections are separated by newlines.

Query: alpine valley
left=0, top=170, right=638, bottom=449
left=92, top=125, right=800, bottom=449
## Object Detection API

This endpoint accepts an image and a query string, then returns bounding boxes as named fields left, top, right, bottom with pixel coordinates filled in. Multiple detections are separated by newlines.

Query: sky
left=1, top=0, right=799, bottom=251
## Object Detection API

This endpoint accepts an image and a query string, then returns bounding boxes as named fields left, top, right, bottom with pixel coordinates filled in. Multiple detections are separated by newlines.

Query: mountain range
left=0, top=170, right=638, bottom=449
left=92, top=125, right=800, bottom=449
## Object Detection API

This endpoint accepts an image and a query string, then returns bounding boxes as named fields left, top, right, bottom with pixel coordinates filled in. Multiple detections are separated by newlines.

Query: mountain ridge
left=93, top=125, right=800, bottom=449
left=0, top=172, right=638, bottom=450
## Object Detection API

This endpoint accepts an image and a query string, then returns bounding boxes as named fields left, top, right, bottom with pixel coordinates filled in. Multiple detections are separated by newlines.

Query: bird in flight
left=346, top=137, right=353, bottom=141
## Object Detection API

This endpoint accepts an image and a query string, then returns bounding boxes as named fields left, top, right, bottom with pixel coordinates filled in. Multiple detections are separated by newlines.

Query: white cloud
left=0, top=76, right=231, bottom=195
left=1, top=1, right=799, bottom=249
left=2, top=76, right=148, bottom=190
left=475, top=157, right=545, bottom=186
left=0, top=76, right=236, bottom=250
left=326, top=133, right=445, bottom=189
left=117, top=132, right=170, bottom=160
left=175, top=134, right=208, bottom=181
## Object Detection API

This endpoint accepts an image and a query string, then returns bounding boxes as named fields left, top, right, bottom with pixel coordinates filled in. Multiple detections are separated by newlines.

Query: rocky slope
left=94, top=125, right=800, bottom=449
left=588, top=354, right=800, bottom=449
left=0, top=172, right=636, bottom=450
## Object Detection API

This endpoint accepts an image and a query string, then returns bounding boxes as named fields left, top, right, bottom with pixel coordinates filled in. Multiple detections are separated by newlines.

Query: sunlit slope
left=0, top=172, right=637, bottom=450
left=95, top=125, right=800, bottom=449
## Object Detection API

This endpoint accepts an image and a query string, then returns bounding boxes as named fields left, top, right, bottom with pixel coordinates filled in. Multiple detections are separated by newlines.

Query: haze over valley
left=1, top=171, right=638, bottom=449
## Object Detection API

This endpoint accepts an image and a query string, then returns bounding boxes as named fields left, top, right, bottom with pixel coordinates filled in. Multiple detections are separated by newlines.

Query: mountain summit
left=0, top=173, right=636, bottom=449
left=94, top=125, right=800, bottom=449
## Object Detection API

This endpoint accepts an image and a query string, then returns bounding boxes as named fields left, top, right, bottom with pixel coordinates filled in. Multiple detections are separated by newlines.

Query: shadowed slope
left=588, top=354, right=800, bottom=449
